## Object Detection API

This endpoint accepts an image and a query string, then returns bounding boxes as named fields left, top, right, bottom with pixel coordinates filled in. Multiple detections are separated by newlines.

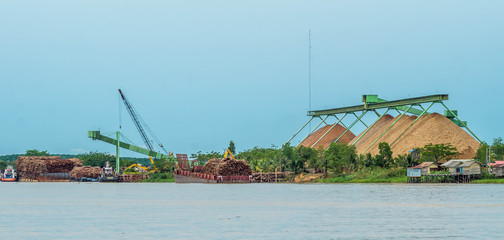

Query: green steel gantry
left=286, top=94, right=480, bottom=153
left=88, top=130, right=174, bottom=173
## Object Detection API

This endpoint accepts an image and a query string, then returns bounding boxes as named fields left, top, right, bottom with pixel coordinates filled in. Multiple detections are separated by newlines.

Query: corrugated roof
left=489, top=161, right=504, bottom=167
left=442, top=159, right=479, bottom=168
left=460, top=161, right=481, bottom=167
left=410, top=162, right=434, bottom=169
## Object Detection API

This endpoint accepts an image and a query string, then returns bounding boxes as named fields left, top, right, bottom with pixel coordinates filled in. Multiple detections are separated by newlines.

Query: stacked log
left=201, top=158, right=252, bottom=176
left=70, top=166, right=103, bottom=179
left=252, top=172, right=292, bottom=183
left=201, top=158, right=221, bottom=175
left=15, top=156, right=83, bottom=181
left=218, top=158, right=252, bottom=176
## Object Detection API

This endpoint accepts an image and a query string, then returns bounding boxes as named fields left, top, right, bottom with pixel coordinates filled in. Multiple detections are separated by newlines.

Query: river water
left=0, top=183, right=503, bottom=239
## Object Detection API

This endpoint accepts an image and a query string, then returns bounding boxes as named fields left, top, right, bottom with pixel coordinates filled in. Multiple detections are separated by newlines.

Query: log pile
left=15, top=156, right=83, bottom=181
left=252, top=172, right=292, bottom=183
left=201, top=158, right=252, bottom=176
left=70, top=166, right=103, bottom=179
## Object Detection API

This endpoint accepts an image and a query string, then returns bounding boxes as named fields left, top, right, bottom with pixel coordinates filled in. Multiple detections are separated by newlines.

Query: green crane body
left=88, top=130, right=173, bottom=161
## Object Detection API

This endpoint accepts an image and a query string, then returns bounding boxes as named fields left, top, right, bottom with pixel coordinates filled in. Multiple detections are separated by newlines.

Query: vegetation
left=417, top=143, right=458, bottom=164
left=24, top=149, right=50, bottom=156
left=318, top=168, right=407, bottom=183
left=474, top=137, right=504, bottom=163
left=0, top=161, right=8, bottom=170
left=78, top=151, right=140, bottom=168
left=228, top=140, right=236, bottom=155
left=142, top=172, right=175, bottom=182
left=190, top=151, right=223, bottom=166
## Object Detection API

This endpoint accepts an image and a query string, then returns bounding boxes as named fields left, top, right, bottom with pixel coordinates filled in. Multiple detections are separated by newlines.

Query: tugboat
left=1, top=166, right=17, bottom=182
left=98, top=161, right=119, bottom=182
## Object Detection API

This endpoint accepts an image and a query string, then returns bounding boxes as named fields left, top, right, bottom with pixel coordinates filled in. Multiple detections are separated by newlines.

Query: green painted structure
left=287, top=94, right=480, bottom=153
left=88, top=130, right=173, bottom=161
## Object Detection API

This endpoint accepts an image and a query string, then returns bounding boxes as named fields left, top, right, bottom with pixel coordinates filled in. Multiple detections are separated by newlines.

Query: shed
left=441, top=160, right=481, bottom=175
left=407, top=168, right=421, bottom=177
left=490, top=163, right=504, bottom=177
left=409, top=149, right=420, bottom=160
left=409, top=162, right=440, bottom=175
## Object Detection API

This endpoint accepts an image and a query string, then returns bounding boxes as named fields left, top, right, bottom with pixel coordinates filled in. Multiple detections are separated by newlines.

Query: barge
left=173, top=170, right=252, bottom=184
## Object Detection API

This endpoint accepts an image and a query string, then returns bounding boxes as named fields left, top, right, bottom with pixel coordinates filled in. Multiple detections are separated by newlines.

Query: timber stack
left=15, top=156, right=83, bottom=182
left=175, top=157, right=252, bottom=183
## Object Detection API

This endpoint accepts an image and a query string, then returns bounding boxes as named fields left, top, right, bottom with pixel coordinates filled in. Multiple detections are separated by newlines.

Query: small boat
left=1, top=166, right=17, bottom=182
left=98, top=161, right=119, bottom=182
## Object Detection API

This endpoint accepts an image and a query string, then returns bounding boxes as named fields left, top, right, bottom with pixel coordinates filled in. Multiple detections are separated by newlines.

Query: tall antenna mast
left=308, top=29, right=312, bottom=131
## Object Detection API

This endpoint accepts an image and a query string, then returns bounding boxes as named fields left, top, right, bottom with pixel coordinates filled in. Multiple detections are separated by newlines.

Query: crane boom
left=88, top=130, right=172, bottom=160
left=118, top=89, right=155, bottom=152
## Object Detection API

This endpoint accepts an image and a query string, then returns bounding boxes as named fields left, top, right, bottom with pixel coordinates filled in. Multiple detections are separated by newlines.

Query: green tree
left=297, top=145, right=318, bottom=172
left=228, top=140, right=236, bottom=155
left=395, top=154, right=417, bottom=167
left=418, top=143, right=459, bottom=164
left=492, top=137, right=504, bottom=160
left=24, top=149, right=50, bottom=156
left=78, top=151, right=116, bottom=167
left=324, top=143, right=358, bottom=173
left=190, top=151, right=224, bottom=165
left=237, top=146, right=281, bottom=172
left=152, top=158, right=177, bottom=173
left=0, top=161, right=8, bottom=170
left=474, top=142, right=490, bottom=164
left=375, top=142, right=393, bottom=167
left=279, top=143, right=295, bottom=172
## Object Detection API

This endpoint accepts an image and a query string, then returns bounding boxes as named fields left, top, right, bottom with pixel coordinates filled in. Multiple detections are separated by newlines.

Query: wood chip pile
left=299, top=124, right=356, bottom=149
left=70, top=166, right=103, bottom=179
left=300, top=113, right=480, bottom=159
left=352, top=113, right=480, bottom=158
left=15, top=156, right=83, bottom=181
left=201, top=158, right=252, bottom=176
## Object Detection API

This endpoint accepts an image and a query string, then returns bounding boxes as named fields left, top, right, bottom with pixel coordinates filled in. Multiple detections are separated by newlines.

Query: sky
left=1, top=0, right=503, bottom=157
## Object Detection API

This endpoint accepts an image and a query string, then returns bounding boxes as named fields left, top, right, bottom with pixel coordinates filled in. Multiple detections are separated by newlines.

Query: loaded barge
left=173, top=170, right=252, bottom=183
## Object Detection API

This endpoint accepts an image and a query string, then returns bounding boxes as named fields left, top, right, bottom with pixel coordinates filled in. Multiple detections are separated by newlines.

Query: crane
left=118, top=89, right=172, bottom=158
left=87, top=89, right=176, bottom=173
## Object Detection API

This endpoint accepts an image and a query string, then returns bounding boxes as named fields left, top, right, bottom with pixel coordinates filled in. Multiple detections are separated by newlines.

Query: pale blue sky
left=1, top=1, right=503, bottom=157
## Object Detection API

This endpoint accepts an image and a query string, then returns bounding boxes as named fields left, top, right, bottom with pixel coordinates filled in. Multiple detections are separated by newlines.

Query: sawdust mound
left=352, top=113, right=480, bottom=158
left=201, top=158, right=252, bottom=176
left=15, top=156, right=83, bottom=180
left=299, top=124, right=356, bottom=150
left=70, top=166, right=103, bottom=179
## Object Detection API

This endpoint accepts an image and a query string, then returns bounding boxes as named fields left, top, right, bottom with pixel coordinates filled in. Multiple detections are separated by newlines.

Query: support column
left=296, top=116, right=330, bottom=147
left=363, top=105, right=413, bottom=154
left=390, top=102, right=435, bottom=147
left=286, top=117, right=314, bottom=144
left=330, top=111, right=368, bottom=148
left=352, top=112, right=368, bottom=128
left=311, top=113, right=348, bottom=148
left=351, top=108, right=390, bottom=145
left=441, top=102, right=481, bottom=142
left=116, top=131, right=120, bottom=174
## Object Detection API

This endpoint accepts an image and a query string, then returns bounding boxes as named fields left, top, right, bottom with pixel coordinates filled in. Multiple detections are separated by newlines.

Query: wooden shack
left=441, top=160, right=481, bottom=175
left=408, top=162, right=439, bottom=176
left=489, top=163, right=504, bottom=177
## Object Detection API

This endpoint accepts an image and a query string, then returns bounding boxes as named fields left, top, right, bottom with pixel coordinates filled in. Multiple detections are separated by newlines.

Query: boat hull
left=1, top=178, right=17, bottom=182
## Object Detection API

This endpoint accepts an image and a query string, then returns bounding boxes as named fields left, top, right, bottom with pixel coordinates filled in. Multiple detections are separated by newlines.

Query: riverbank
left=289, top=168, right=504, bottom=184
left=141, top=173, right=175, bottom=182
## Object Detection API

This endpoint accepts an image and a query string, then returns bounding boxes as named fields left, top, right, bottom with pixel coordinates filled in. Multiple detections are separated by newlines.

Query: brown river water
left=0, top=183, right=503, bottom=239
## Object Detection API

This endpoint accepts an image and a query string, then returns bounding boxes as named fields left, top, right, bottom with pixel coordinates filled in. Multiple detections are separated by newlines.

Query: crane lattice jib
left=118, top=89, right=155, bottom=152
